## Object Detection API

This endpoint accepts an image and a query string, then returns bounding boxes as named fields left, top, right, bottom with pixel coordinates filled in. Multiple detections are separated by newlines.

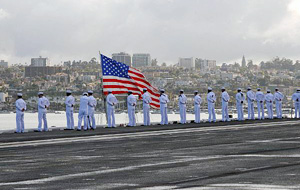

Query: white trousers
left=194, top=105, right=200, bottom=123
left=237, top=103, right=244, bottom=121
left=143, top=105, right=150, bottom=126
left=128, top=106, right=136, bottom=126
left=107, top=106, right=115, bottom=127
left=257, top=102, right=264, bottom=119
left=179, top=105, right=186, bottom=124
left=77, top=109, right=87, bottom=130
left=66, top=109, right=74, bottom=129
left=208, top=103, right=216, bottom=122
left=16, top=112, right=25, bottom=133
left=266, top=103, right=273, bottom=119
left=295, top=103, right=300, bottom=118
left=222, top=102, right=229, bottom=121
left=38, top=109, right=48, bottom=131
left=275, top=102, right=282, bottom=118
left=160, top=106, right=168, bottom=125
left=87, top=109, right=96, bottom=129
left=248, top=101, right=255, bottom=120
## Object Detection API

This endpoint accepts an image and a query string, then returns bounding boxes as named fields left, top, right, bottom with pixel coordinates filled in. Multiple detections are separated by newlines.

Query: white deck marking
left=0, top=120, right=299, bottom=149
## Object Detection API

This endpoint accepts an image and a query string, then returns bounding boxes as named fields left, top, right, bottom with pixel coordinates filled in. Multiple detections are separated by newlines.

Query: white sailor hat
left=275, top=88, right=279, bottom=90
left=237, top=88, right=242, bottom=91
left=88, top=90, right=93, bottom=94
left=108, top=90, right=112, bottom=93
left=128, top=90, right=133, bottom=93
left=66, top=90, right=72, bottom=94
left=297, top=89, right=300, bottom=91
left=257, top=88, right=261, bottom=91
left=208, top=87, right=212, bottom=90
left=143, top=88, right=147, bottom=91
left=221, top=87, right=225, bottom=90
left=38, top=92, right=44, bottom=95
left=194, top=90, right=198, bottom=93
left=180, top=89, right=184, bottom=92
left=267, top=89, right=271, bottom=92
left=17, top=93, right=22, bottom=96
left=160, top=89, right=165, bottom=92
left=247, top=87, right=251, bottom=90
left=83, top=92, right=88, bottom=95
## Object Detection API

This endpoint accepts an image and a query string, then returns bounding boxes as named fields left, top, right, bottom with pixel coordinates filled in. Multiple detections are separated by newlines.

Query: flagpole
left=99, top=51, right=108, bottom=125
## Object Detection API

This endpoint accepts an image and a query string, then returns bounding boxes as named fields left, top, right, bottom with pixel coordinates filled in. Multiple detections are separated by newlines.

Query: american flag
left=101, top=54, right=160, bottom=109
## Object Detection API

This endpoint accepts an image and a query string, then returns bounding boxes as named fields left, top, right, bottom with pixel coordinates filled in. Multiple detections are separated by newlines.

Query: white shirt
left=88, top=96, right=97, bottom=111
left=247, top=90, right=255, bottom=102
left=292, top=92, right=300, bottom=103
left=236, top=92, right=245, bottom=104
left=79, top=96, right=89, bottom=111
left=127, top=94, right=137, bottom=107
left=207, top=92, right=216, bottom=104
left=107, top=93, right=118, bottom=107
left=38, top=96, right=50, bottom=110
left=256, top=91, right=265, bottom=102
left=274, top=91, right=284, bottom=102
left=194, top=95, right=202, bottom=106
left=179, top=94, right=187, bottom=106
left=16, top=98, right=26, bottom=112
left=159, top=93, right=169, bottom=108
left=142, top=92, right=152, bottom=106
left=221, top=91, right=230, bottom=103
left=65, top=95, right=75, bottom=110
left=265, top=93, right=274, bottom=103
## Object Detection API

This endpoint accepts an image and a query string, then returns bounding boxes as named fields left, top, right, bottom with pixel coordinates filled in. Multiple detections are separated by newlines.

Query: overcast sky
left=1, top=0, right=300, bottom=65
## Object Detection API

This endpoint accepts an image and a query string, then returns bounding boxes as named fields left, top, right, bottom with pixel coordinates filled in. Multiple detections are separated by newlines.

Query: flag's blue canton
left=101, top=55, right=130, bottom=79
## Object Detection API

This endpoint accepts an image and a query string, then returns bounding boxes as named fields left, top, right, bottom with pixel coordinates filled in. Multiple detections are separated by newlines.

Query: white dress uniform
left=179, top=93, right=187, bottom=124
left=38, top=95, right=50, bottom=131
left=256, top=91, right=265, bottom=120
left=292, top=91, right=300, bottom=118
left=246, top=90, right=255, bottom=120
left=77, top=94, right=89, bottom=130
left=236, top=91, right=245, bottom=121
left=127, top=94, right=137, bottom=126
left=221, top=91, right=230, bottom=122
left=207, top=91, right=216, bottom=122
left=142, top=92, right=152, bottom=126
left=65, top=94, right=75, bottom=129
left=16, top=97, right=26, bottom=133
left=274, top=91, right=284, bottom=118
left=159, top=92, right=169, bottom=125
left=106, top=93, right=118, bottom=127
left=194, top=93, right=202, bottom=123
left=87, top=95, right=97, bottom=129
left=265, top=92, right=274, bottom=119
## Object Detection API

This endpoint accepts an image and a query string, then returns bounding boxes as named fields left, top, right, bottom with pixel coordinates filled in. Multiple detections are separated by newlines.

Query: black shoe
left=64, top=128, right=74, bottom=130
left=34, top=129, right=42, bottom=132
left=76, top=129, right=81, bottom=131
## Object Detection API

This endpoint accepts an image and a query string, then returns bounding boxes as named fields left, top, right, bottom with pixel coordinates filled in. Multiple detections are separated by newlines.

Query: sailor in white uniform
left=207, top=87, right=216, bottom=122
left=194, top=90, right=202, bottom=123
left=246, top=87, right=255, bottom=120
left=77, top=92, right=89, bottom=131
left=36, top=92, right=50, bottom=132
left=159, top=89, right=169, bottom=125
left=236, top=88, right=245, bottom=121
left=106, top=90, right=118, bottom=128
left=15, top=93, right=26, bottom=133
left=142, top=88, right=152, bottom=126
left=178, top=90, right=187, bottom=124
left=265, top=89, right=274, bottom=119
left=127, top=91, right=137, bottom=127
left=87, top=90, right=97, bottom=130
left=256, top=88, right=265, bottom=120
left=292, top=89, right=300, bottom=118
left=65, top=90, right=75, bottom=130
left=221, top=87, right=230, bottom=122
left=274, top=88, right=284, bottom=119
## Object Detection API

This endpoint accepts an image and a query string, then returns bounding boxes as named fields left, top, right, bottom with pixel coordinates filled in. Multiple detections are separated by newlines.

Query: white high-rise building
left=179, top=57, right=194, bottom=68
left=132, top=54, right=151, bottom=67
left=0, top=60, right=8, bottom=67
left=195, top=58, right=216, bottom=70
left=112, top=52, right=132, bottom=66
left=31, top=56, right=49, bottom=67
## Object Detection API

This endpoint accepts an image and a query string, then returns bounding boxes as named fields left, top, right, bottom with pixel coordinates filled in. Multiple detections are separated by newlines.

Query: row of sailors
left=15, top=90, right=97, bottom=133
left=14, top=87, right=300, bottom=133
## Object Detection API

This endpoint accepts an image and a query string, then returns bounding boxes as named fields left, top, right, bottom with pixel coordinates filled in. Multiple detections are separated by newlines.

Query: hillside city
left=0, top=53, right=300, bottom=113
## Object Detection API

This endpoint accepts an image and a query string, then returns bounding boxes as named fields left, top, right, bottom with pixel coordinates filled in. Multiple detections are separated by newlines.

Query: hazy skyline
left=1, top=0, right=300, bottom=65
